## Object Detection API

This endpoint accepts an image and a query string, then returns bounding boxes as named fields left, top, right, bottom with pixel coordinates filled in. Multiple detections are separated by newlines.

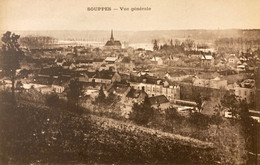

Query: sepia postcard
left=0, top=0, right=260, bottom=164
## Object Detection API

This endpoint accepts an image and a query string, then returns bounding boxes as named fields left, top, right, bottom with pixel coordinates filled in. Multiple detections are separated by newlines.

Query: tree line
left=19, top=35, right=57, bottom=49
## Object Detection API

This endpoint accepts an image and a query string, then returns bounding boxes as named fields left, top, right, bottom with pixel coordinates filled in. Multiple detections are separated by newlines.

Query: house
left=126, top=88, right=148, bottom=104
left=37, top=67, right=73, bottom=86
left=228, top=79, right=255, bottom=103
left=55, top=59, right=66, bottom=66
left=76, top=59, right=93, bottom=67
left=234, top=86, right=254, bottom=103
left=17, top=69, right=35, bottom=79
left=237, top=64, right=246, bottom=72
left=93, top=59, right=104, bottom=69
left=92, top=70, right=121, bottom=84
left=133, top=70, right=154, bottom=77
left=23, top=83, right=53, bottom=94
left=62, top=62, right=76, bottom=70
left=165, top=71, right=190, bottom=82
left=37, top=68, right=53, bottom=85
left=228, top=83, right=254, bottom=103
left=151, top=57, right=163, bottom=65
left=164, top=56, right=180, bottom=66
left=119, top=73, right=130, bottom=83
left=201, top=55, right=214, bottom=67
left=134, top=48, right=146, bottom=54
left=105, top=56, right=118, bottom=64
left=52, top=78, right=70, bottom=94
left=66, top=52, right=75, bottom=59
left=130, top=75, right=180, bottom=101
left=83, top=89, right=99, bottom=99
left=148, top=95, right=170, bottom=110
left=197, top=48, right=215, bottom=53
left=108, top=83, right=131, bottom=98
left=104, top=56, right=118, bottom=71
left=116, top=57, right=135, bottom=72
left=99, top=64, right=110, bottom=71
left=240, top=79, right=255, bottom=88
left=34, top=58, right=55, bottom=68
left=77, top=71, right=96, bottom=83
left=226, top=54, right=240, bottom=68
left=79, top=49, right=90, bottom=56
left=193, top=77, right=227, bottom=89
left=138, top=52, right=147, bottom=59
left=52, top=81, right=65, bottom=93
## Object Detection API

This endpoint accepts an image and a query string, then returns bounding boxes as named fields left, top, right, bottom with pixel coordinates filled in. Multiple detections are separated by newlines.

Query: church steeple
left=105, top=29, right=122, bottom=48
left=110, top=29, right=114, bottom=41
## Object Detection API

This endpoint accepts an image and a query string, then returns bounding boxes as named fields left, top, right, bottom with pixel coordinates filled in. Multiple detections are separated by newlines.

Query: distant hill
left=1, top=29, right=260, bottom=44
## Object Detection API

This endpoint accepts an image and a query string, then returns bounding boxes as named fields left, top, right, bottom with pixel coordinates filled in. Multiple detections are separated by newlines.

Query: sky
left=0, top=0, right=260, bottom=31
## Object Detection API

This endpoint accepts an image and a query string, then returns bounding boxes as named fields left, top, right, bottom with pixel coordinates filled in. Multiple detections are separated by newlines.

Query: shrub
left=188, top=112, right=211, bottom=129
left=130, top=97, right=154, bottom=125
left=45, top=92, right=60, bottom=108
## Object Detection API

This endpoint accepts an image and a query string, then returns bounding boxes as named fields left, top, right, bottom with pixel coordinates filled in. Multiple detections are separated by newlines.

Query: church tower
left=110, top=29, right=114, bottom=41
left=105, top=29, right=121, bottom=49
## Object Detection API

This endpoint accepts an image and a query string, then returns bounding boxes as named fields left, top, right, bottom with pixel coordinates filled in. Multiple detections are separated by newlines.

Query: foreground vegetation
left=0, top=91, right=219, bottom=164
left=1, top=87, right=257, bottom=164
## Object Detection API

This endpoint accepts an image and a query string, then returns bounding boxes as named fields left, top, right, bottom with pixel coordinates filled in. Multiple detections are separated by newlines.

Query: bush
left=188, top=112, right=211, bottom=129
left=130, top=97, right=154, bottom=125
left=45, top=93, right=60, bottom=107
left=165, top=108, right=184, bottom=124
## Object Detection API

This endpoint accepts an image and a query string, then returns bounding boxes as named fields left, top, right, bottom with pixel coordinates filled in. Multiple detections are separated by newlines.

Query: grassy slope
left=0, top=95, right=218, bottom=164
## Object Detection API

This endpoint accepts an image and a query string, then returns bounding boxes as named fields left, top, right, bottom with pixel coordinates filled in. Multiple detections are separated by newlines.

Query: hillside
left=1, top=29, right=260, bottom=44
left=0, top=92, right=217, bottom=164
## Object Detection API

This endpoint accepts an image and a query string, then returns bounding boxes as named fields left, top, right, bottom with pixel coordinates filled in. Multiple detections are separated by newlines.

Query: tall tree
left=170, top=39, right=173, bottom=47
left=130, top=96, right=154, bottom=125
left=66, top=78, right=82, bottom=111
left=221, top=92, right=240, bottom=118
left=15, top=80, right=23, bottom=93
left=174, top=39, right=181, bottom=47
left=183, top=38, right=195, bottom=51
left=74, top=47, right=78, bottom=57
left=0, top=31, right=24, bottom=101
left=194, top=93, right=203, bottom=113
left=153, top=39, right=159, bottom=51
left=96, top=86, right=106, bottom=104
